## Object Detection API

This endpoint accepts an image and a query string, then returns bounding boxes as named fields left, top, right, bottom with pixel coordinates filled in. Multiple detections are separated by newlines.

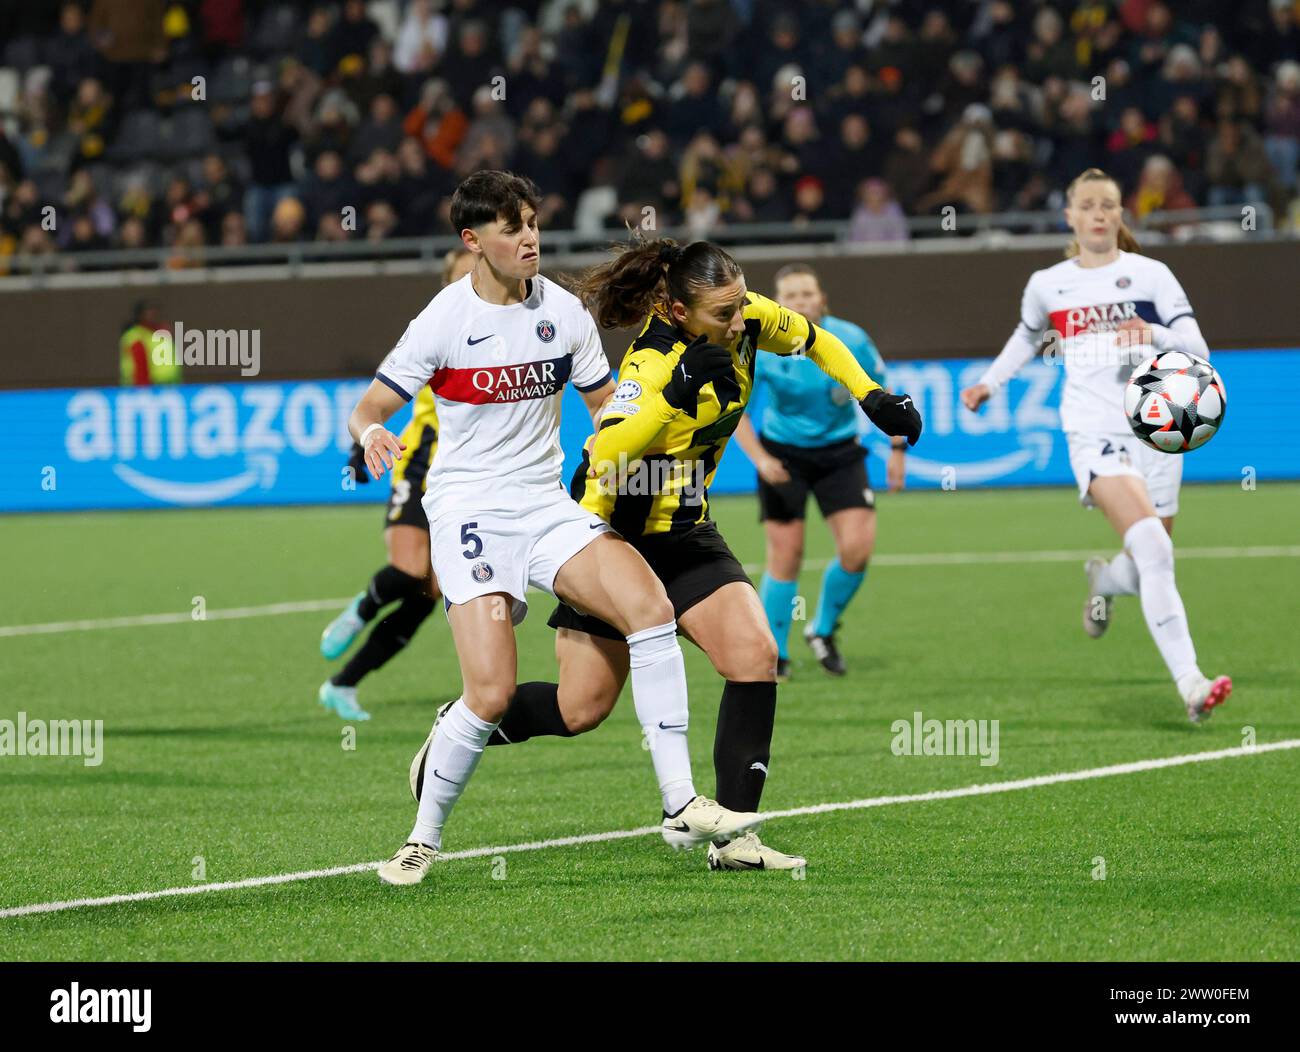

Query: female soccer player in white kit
left=349, top=172, right=758, bottom=885
left=961, top=167, right=1230, bottom=722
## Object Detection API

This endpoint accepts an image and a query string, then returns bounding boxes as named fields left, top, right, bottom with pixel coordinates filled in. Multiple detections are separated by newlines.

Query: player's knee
left=627, top=588, right=674, bottom=632
left=715, top=633, right=779, bottom=681
left=466, top=682, right=516, bottom=722
left=560, top=692, right=616, bottom=734
left=1125, top=516, right=1175, bottom=575
left=770, top=544, right=803, bottom=577
left=391, top=555, right=424, bottom=578
left=838, top=548, right=870, bottom=574
left=774, top=536, right=803, bottom=562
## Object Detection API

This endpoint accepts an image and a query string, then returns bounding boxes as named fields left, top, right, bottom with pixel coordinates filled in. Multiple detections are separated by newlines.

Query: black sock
left=487, top=682, right=572, bottom=746
left=332, top=595, right=435, bottom=687
left=713, top=681, right=777, bottom=812
left=356, top=565, right=423, bottom=621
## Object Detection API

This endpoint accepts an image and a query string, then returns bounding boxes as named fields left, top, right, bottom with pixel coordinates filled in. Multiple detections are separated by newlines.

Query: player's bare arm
left=962, top=382, right=992, bottom=411
left=348, top=379, right=409, bottom=481
left=578, top=378, right=616, bottom=428
left=733, top=413, right=791, bottom=485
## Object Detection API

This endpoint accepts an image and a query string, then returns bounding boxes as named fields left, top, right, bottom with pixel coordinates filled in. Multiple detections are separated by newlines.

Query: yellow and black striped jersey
left=391, top=385, right=439, bottom=488
left=579, top=290, right=882, bottom=538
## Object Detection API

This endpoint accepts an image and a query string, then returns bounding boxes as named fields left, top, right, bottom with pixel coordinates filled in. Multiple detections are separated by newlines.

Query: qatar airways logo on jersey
left=432, top=354, right=572, bottom=404
left=1048, top=300, right=1157, bottom=339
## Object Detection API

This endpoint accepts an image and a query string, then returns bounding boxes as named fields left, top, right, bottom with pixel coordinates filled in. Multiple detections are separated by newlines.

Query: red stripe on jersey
left=1047, top=301, right=1158, bottom=338
left=431, top=354, right=573, bottom=404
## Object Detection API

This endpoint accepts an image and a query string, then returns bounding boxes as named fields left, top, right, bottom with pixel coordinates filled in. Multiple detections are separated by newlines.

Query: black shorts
left=757, top=435, right=874, bottom=522
left=384, top=473, right=429, bottom=530
left=547, top=521, right=752, bottom=642
left=383, top=422, right=437, bottom=531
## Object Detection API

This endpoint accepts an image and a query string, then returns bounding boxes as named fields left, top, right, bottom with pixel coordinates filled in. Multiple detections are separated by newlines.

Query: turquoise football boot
left=318, top=681, right=371, bottom=722
left=320, top=593, right=366, bottom=659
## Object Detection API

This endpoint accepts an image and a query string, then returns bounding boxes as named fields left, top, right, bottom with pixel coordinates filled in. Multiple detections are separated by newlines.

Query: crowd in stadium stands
left=0, top=0, right=1298, bottom=269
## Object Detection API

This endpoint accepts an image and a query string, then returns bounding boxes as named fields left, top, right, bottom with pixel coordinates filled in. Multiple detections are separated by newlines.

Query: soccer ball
left=1124, top=351, right=1226, bottom=454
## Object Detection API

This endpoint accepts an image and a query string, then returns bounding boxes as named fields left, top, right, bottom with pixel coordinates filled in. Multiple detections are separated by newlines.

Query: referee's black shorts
left=547, top=521, right=752, bottom=643
left=757, top=435, right=874, bottom=523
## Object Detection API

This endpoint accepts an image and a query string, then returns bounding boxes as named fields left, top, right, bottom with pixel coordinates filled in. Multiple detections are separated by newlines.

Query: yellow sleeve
left=806, top=323, right=882, bottom=400
left=746, top=291, right=809, bottom=357
left=413, top=386, right=438, bottom=428
left=747, top=291, right=883, bottom=401
left=589, top=346, right=680, bottom=475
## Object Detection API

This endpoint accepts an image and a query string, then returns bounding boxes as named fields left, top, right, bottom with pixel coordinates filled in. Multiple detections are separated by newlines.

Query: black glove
left=346, top=441, right=371, bottom=484
left=860, top=388, right=922, bottom=447
left=661, top=334, right=734, bottom=416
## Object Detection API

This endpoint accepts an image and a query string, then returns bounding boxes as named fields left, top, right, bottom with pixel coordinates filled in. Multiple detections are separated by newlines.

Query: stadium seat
left=210, top=55, right=253, bottom=104
left=34, top=169, right=64, bottom=201
left=112, top=161, right=165, bottom=201
left=108, top=111, right=164, bottom=164
left=88, top=163, right=117, bottom=202
left=252, top=4, right=302, bottom=59
left=0, top=36, right=40, bottom=71
left=36, top=131, right=77, bottom=175
left=170, top=107, right=217, bottom=159
left=227, top=151, right=252, bottom=185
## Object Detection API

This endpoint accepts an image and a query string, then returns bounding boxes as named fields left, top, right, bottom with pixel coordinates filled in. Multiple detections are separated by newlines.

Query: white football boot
left=1082, top=558, right=1113, bottom=639
left=377, top=841, right=439, bottom=886
left=409, top=700, right=455, bottom=801
left=707, top=831, right=806, bottom=871
left=1182, top=674, right=1232, bottom=723
left=661, top=796, right=761, bottom=850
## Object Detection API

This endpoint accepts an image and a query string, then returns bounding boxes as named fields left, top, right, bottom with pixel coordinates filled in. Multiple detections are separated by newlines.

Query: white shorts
left=426, top=488, right=612, bottom=625
left=1066, top=431, right=1183, bottom=517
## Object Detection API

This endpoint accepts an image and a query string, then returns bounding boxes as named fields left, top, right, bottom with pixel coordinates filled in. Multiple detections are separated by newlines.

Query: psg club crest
left=471, top=561, right=494, bottom=583
left=1116, top=276, right=1132, bottom=288
left=535, top=319, right=556, bottom=343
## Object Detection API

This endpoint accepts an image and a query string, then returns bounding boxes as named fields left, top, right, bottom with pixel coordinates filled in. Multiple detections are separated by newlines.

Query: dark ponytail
left=570, top=236, right=743, bottom=329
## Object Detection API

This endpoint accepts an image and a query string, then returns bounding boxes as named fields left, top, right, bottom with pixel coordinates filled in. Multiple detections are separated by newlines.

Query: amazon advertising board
left=747, top=350, right=1291, bottom=493
left=2, top=350, right=1294, bottom=513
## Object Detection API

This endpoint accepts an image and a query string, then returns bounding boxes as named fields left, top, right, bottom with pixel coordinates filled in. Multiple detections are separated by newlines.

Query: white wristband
left=360, top=422, right=385, bottom=447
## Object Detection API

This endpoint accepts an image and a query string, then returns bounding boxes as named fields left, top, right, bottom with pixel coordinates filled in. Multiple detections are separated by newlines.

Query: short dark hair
left=449, top=170, right=542, bottom=233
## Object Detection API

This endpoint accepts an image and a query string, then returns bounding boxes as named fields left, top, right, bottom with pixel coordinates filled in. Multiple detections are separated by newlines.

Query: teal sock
left=811, top=560, right=865, bottom=638
left=759, top=573, right=798, bottom=660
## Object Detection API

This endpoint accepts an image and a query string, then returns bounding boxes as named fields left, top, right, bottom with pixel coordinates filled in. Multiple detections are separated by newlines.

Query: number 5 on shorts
left=461, top=522, right=483, bottom=559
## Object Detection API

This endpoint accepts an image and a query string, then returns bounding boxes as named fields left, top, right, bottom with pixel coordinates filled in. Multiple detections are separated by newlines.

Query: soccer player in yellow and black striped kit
left=474, top=238, right=921, bottom=869
left=317, top=249, right=474, bottom=720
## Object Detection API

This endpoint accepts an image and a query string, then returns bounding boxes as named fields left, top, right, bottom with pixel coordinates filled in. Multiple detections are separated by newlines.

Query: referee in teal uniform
left=733, top=264, right=906, bottom=679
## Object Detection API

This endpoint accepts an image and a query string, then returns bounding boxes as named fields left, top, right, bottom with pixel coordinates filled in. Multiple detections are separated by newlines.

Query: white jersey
left=999, top=252, right=1196, bottom=434
left=376, top=273, right=612, bottom=519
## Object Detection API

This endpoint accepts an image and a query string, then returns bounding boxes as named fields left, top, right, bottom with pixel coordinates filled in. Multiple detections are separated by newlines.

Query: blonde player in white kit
left=961, top=168, right=1230, bottom=723
left=349, top=172, right=759, bottom=885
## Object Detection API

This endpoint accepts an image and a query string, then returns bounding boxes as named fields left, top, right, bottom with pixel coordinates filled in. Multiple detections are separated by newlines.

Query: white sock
left=1125, top=517, right=1200, bottom=686
left=626, top=621, right=697, bottom=815
left=410, top=698, right=496, bottom=850
left=1094, top=550, right=1140, bottom=596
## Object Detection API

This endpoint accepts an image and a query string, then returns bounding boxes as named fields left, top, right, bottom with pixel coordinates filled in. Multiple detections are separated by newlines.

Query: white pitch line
left=2, top=738, right=1295, bottom=920
left=865, top=544, right=1300, bottom=568
left=0, top=599, right=351, bottom=638
left=3, top=544, right=1298, bottom=639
